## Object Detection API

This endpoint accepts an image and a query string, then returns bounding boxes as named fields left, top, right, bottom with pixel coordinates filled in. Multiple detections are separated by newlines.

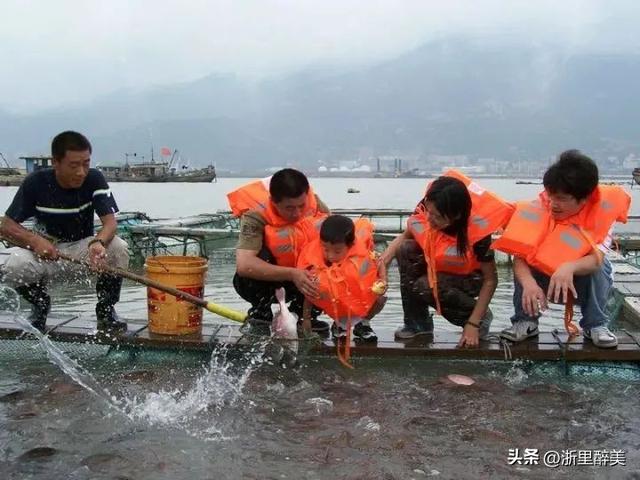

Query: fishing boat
left=98, top=163, right=216, bottom=183
left=98, top=149, right=217, bottom=183
left=633, top=167, right=640, bottom=186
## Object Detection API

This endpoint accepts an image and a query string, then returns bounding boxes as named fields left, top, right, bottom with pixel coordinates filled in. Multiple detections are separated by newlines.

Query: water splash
left=356, top=415, right=380, bottom=433
left=121, top=345, right=265, bottom=439
left=305, top=397, right=334, bottom=415
left=1, top=285, right=263, bottom=440
left=0, top=286, right=124, bottom=412
left=503, top=359, right=530, bottom=386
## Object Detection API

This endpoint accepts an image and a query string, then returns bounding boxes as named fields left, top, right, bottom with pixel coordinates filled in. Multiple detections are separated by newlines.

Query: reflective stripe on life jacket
left=491, top=185, right=631, bottom=276
left=265, top=215, right=326, bottom=267
left=407, top=170, right=515, bottom=276
left=227, top=177, right=325, bottom=266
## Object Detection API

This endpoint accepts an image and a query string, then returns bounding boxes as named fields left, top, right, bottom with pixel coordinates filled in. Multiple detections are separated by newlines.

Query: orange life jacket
left=297, top=218, right=381, bottom=321
left=406, top=169, right=515, bottom=276
left=491, top=185, right=631, bottom=276
left=227, top=178, right=325, bottom=266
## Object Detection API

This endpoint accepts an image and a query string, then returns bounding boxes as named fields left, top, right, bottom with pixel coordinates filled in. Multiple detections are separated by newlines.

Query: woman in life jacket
left=380, top=172, right=511, bottom=347
left=495, top=150, right=629, bottom=348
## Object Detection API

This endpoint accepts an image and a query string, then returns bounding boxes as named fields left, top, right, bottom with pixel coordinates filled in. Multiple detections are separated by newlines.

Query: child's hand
left=371, top=280, right=387, bottom=295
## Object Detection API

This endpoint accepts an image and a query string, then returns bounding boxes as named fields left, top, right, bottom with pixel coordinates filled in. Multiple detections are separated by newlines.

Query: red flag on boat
left=160, top=147, right=172, bottom=156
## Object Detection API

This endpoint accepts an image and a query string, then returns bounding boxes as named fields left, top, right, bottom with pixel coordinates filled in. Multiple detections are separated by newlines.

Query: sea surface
left=0, top=177, right=639, bottom=479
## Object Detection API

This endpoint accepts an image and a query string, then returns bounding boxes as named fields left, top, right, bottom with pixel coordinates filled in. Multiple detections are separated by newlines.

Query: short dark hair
left=543, top=150, right=599, bottom=201
left=320, top=215, right=355, bottom=246
left=269, top=168, right=310, bottom=202
left=51, top=131, right=92, bottom=160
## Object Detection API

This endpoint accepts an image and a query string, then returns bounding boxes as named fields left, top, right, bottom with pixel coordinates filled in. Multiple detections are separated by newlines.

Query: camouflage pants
left=396, top=239, right=482, bottom=330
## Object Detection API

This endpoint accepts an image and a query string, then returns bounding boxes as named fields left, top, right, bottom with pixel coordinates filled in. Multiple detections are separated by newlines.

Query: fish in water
left=443, top=374, right=475, bottom=386
left=0, top=390, right=27, bottom=403
left=18, top=447, right=58, bottom=462
left=269, top=287, right=299, bottom=366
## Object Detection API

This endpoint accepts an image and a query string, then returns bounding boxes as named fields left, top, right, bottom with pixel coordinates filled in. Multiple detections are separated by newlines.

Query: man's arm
left=87, top=213, right=119, bottom=267
left=565, top=251, right=602, bottom=276
left=513, top=256, right=548, bottom=315
left=0, top=216, right=58, bottom=259
left=236, top=248, right=297, bottom=281
left=236, top=249, right=320, bottom=298
left=513, top=255, right=536, bottom=286
left=96, top=213, right=118, bottom=245
left=0, top=174, right=56, bottom=258
left=547, top=252, right=602, bottom=304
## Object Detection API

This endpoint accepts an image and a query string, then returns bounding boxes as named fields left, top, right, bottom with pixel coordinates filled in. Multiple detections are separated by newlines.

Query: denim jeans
left=511, top=258, right=613, bottom=330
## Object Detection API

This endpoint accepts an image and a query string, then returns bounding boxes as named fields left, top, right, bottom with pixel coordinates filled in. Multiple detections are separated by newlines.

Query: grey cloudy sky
left=2, top=0, right=638, bottom=113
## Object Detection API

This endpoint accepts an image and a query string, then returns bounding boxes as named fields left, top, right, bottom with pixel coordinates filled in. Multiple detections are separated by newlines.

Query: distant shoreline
left=215, top=172, right=633, bottom=180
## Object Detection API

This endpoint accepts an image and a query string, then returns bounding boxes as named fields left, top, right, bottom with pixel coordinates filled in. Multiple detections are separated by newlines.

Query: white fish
left=272, top=287, right=299, bottom=355
left=445, top=374, right=475, bottom=386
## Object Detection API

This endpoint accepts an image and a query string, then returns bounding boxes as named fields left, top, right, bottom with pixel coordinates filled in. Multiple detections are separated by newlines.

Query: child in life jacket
left=297, top=215, right=387, bottom=343
left=494, top=150, right=631, bottom=348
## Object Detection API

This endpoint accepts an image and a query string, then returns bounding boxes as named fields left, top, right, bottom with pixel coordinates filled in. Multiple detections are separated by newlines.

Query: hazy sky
left=2, top=0, right=639, bottom=113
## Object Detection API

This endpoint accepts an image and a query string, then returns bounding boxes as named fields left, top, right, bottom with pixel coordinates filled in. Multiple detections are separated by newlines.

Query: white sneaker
left=584, top=326, right=618, bottom=349
left=500, top=321, right=539, bottom=342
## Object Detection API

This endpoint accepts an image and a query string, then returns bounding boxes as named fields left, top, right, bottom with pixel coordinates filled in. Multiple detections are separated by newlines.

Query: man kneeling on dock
left=227, top=168, right=330, bottom=335
left=0, top=131, right=130, bottom=333
left=493, top=150, right=630, bottom=348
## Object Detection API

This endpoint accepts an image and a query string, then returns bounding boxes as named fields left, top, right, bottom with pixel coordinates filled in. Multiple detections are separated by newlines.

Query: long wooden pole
left=56, top=252, right=247, bottom=323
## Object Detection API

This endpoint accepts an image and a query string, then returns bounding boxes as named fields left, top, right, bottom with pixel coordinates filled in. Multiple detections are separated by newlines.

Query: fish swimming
left=444, top=374, right=475, bottom=386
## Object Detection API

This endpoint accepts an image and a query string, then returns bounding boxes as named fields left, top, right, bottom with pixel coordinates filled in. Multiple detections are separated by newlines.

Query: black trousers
left=396, top=239, right=482, bottom=329
left=233, top=247, right=321, bottom=321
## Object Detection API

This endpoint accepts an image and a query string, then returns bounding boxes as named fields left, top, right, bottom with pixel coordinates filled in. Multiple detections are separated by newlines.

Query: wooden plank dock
left=2, top=313, right=640, bottom=363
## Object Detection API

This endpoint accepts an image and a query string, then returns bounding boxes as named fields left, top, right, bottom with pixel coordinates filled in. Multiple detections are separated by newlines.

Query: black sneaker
left=29, top=314, right=47, bottom=333
left=394, top=325, right=433, bottom=340
left=16, top=284, right=50, bottom=333
left=331, top=322, right=347, bottom=339
left=353, top=323, right=378, bottom=343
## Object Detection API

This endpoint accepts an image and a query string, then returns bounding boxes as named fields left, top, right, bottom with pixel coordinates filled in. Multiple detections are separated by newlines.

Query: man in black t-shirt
left=0, top=131, right=130, bottom=332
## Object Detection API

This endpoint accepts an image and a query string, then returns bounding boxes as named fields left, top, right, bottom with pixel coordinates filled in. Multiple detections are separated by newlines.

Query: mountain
left=1, top=39, right=639, bottom=169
